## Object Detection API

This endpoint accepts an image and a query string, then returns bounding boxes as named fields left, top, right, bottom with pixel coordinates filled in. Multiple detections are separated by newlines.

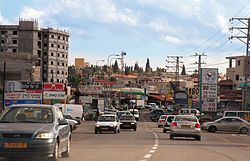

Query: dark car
left=64, top=114, right=81, bottom=125
left=0, top=104, right=71, bottom=161
left=119, top=115, right=137, bottom=131
left=150, top=109, right=165, bottom=122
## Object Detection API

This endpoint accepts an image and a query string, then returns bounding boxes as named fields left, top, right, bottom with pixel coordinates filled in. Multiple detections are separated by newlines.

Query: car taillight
left=171, top=122, right=177, bottom=127
left=195, top=123, right=201, bottom=128
left=160, top=120, right=164, bottom=123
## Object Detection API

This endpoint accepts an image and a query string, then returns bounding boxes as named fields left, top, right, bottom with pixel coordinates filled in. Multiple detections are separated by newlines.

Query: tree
left=181, top=64, right=186, bottom=75
left=112, top=60, right=119, bottom=73
left=134, top=61, right=140, bottom=73
left=145, top=58, right=151, bottom=73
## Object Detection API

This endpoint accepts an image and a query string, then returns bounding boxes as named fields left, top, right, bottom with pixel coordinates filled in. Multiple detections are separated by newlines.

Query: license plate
left=124, top=125, right=130, bottom=127
left=4, top=142, right=28, bottom=149
left=181, top=125, right=191, bottom=128
left=101, top=127, right=109, bottom=130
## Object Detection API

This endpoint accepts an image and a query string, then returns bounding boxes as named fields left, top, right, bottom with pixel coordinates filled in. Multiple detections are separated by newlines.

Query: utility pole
left=166, top=56, right=183, bottom=89
left=193, top=53, right=207, bottom=113
left=120, top=51, right=126, bottom=73
left=229, top=17, right=250, bottom=111
left=1, top=61, right=6, bottom=111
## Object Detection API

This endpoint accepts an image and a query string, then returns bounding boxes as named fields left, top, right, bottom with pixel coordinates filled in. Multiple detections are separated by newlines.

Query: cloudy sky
left=0, top=0, right=250, bottom=73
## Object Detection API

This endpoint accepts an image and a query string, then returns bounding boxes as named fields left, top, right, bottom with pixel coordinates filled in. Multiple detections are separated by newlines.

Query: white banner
left=5, top=93, right=42, bottom=100
left=43, top=91, right=66, bottom=99
left=202, top=84, right=217, bottom=111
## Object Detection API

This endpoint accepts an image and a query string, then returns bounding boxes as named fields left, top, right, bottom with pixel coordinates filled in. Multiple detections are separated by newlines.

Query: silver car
left=158, top=115, right=168, bottom=128
left=170, top=115, right=201, bottom=141
left=202, top=117, right=250, bottom=134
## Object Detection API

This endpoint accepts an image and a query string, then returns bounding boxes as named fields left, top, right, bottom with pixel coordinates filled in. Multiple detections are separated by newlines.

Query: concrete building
left=226, top=56, right=246, bottom=89
left=0, top=19, right=69, bottom=83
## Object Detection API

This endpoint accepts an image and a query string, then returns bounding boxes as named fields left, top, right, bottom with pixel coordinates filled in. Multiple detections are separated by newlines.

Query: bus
left=223, top=111, right=250, bottom=121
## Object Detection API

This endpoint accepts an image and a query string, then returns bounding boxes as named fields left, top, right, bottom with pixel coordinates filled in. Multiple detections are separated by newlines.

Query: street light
left=96, top=59, right=105, bottom=67
left=107, top=54, right=120, bottom=66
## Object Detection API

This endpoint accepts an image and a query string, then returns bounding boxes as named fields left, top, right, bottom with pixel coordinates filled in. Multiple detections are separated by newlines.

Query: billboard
left=201, top=68, right=218, bottom=112
left=79, top=85, right=103, bottom=95
left=43, top=83, right=66, bottom=100
left=4, top=81, right=43, bottom=106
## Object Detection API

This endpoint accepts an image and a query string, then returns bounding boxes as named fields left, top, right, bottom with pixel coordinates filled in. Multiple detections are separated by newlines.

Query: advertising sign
left=79, top=85, right=103, bottom=95
left=43, top=91, right=65, bottom=99
left=4, top=81, right=43, bottom=106
left=43, top=82, right=65, bottom=91
left=201, top=68, right=218, bottom=112
left=79, top=96, right=93, bottom=104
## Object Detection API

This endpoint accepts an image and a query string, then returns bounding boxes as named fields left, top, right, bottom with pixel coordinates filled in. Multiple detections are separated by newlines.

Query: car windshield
left=0, top=107, right=53, bottom=123
left=167, top=116, right=174, bottom=122
left=175, top=116, right=197, bottom=122
left=98, top=116, right=115, bottom=122
left=160, top=115, right=168, bottom=120
left=120, top=115, right=135, bottom=120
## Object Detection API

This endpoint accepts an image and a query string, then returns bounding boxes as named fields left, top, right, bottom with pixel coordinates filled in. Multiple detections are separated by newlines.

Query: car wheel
left=118, top=129, right=120, bottom=133
left=48, top=141, right=59, bottom=161
left=114, top=128, right=117, bottom=134
left=61, top=138, right=71, bottom=158
left=163, top=129, right=166, bottom=133
left=70, top=125, right=73, bottom=132
left=158, top=125, right=161, bottom=128
left=195, top=136, right=201, bottom=141
left=239, top=127, right=248, bottom=134
left=95, top=129, right=98, bottom=134
left=134, top=127, right=137, bottom=131
left=208, top=126, right=216, bottom=133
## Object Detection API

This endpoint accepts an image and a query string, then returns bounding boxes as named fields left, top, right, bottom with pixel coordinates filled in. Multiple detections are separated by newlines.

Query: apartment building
left=0, top=19, right=69, bottom=83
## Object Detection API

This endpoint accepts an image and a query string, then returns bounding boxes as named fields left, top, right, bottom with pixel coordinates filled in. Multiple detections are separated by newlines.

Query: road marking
left=149, top=150, right=155, bottom=153
left=140, top=160, right=146, bottom=161
left=154, top=144, right=159, bottom=147
left=144, top=154, right=152, bottom=159
left=152, top=146, right=158, bottom=150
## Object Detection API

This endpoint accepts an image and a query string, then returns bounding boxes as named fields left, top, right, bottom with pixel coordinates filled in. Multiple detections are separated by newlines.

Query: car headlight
left=96, top=124, right=100, bottom=127
left=131, top=123, right=135, bottom=124
left=36, top=133, right=53, bottom=139
left=110, top=124, right=114, bottom=127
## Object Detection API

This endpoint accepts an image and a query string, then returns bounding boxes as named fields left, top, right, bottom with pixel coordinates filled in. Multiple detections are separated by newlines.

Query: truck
left=136, top=100, right=145, bottom=110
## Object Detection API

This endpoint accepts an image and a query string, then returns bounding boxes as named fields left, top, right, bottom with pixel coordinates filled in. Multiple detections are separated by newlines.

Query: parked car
left=170, top=115, right=201, bottom=141
left=150, top=109, right=165, bottom=121
left=64, top=114, right=81, bottom=125
left=163, top=115, right=175, bottom=133
left=119, top=115, right=137, bottom=131
left=202, top=117, right=250, bottom=134
left=95, top=114, right=120, bottom=134
left=129, top=109, right=140, bottom=121
left=0, top=104, right=71, bottom=160
left=158, top=115, right=168, bottom=128
left=64, top=115, right=79, bottom=132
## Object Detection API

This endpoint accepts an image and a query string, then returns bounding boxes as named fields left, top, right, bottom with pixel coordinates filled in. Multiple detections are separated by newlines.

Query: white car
left=129, top=109, right=140, bottom=121
left=158, top=115, right=168, bottom=128
left=95, top=114, right=120, bottom=134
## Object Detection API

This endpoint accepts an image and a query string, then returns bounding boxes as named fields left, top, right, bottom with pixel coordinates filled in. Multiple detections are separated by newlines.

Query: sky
left=0, top=0, right=250, bottom=74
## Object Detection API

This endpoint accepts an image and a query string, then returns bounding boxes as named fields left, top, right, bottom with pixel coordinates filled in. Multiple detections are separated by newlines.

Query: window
left=50, top=79, right=53, bottom=82
left=12, top=49, right=17, bottom=53
left=51, top=52, right=54, bottom=56
left=12, top=40, right=17, bottom=44
left=231, top=118, right=243, bottom=123
left=62, top=46, right=65, bottom=49
left=13, top=31, right=17, bottom=35
left=57, top=62, right=60, bottom=66
left=44, top=52, right=47, bottom=56
left=51, top=35, right=54, bottom=38
left=1, top=31, right=5, bottom=34
left=51, top=44, right=54, bottom=47
left=57, top=79, right=60, bottom=82
left=58, top=53, right=60, bottom=57
left=51, top=61, right=54, bottom=65
left=44, top=34, right=48, bottom=38
left=225, top=112, right=237, bottom=117
left=44, top=43, right=47, bottom=47
left=62, top=54, right=65, bottom=58
left=44, top=61, right=47, bottom=65
left=65, top=72, right=67, bottom=75
left=58, top=36, right=60, bottom=39
left=66, top=55, right=68, bottom=58
left=238, top=60, right=241, bottom=66
left=57, top=71, right=60, bottom=74
left=63, top=37, right=65, bottom=40
left=236, top=75, right=239, bottom=81
left=1, top=40, right=4, bottom=44
left=219, top=118, right=232, bottom=123
left=62, top=71, right=64, bottom=74
left=51, top=70, right=53, bottom=73
left=58, top=45, right=60, bottom=48
left=62, top=63, right=64, bottom=66
left=1, top=49, right=3, bottom=52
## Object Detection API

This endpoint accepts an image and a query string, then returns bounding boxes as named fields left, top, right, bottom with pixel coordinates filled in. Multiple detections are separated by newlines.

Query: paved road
left=61, top=110, right=250, bottom=161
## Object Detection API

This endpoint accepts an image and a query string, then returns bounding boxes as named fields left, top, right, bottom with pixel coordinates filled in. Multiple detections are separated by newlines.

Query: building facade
left=0, top=19, right=69, bottom=83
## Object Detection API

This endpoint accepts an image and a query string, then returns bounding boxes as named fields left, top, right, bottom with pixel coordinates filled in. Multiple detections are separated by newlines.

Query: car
left=150, top=109, right=165, bottom=122
left=163, top=115, right=175, bottom=133
left=202, top=117, right=250, bottom=134
left=64, top=115, right=79, bottom=132
left=0, top=104, right=71, bottom=161
left=64, top=114, right=81, bottom=125
left=158, top=115, right=168, bottom=128
left=119, top=115, right=137, bottom=131
left=179, top=108, right=202, bottom=117
left=129, top=109, right=140, bottom=121
left=54, top=104, right=83, bottom=121
left=116, top=111, right=132, bottom=119
left=170, top=115, right=201, bottom=141
left=95, top=114, right=120, bottom=134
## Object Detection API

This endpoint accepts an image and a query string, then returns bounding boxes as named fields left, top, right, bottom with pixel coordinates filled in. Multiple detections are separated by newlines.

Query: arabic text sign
left=43, top=91, right=66, bottom=99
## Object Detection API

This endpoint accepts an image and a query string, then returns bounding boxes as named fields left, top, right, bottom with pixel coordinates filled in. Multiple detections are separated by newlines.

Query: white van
left=179, top=108, right=201, bottom=117
left=54, top=104, right=83, bottom=120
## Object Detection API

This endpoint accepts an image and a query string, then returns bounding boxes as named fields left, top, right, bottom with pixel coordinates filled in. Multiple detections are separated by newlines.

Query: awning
left=148, top=94, right=165, bottom=101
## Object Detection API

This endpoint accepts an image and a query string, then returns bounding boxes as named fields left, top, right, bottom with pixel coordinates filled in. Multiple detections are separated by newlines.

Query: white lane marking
left=154, top=144, right=158, bottom=147
left=140, top=160, right=146, bottom=161
left=232, top=134, right=236, bottom=136
left=144, top=154, right=152, bottom=159
left=149, top=150, right=155, bottom=153
left=152, top=146, right=158, bottom=150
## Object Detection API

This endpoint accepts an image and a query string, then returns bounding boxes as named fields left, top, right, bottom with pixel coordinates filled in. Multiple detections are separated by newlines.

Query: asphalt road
left=61, top=110, right=250, bottom=161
